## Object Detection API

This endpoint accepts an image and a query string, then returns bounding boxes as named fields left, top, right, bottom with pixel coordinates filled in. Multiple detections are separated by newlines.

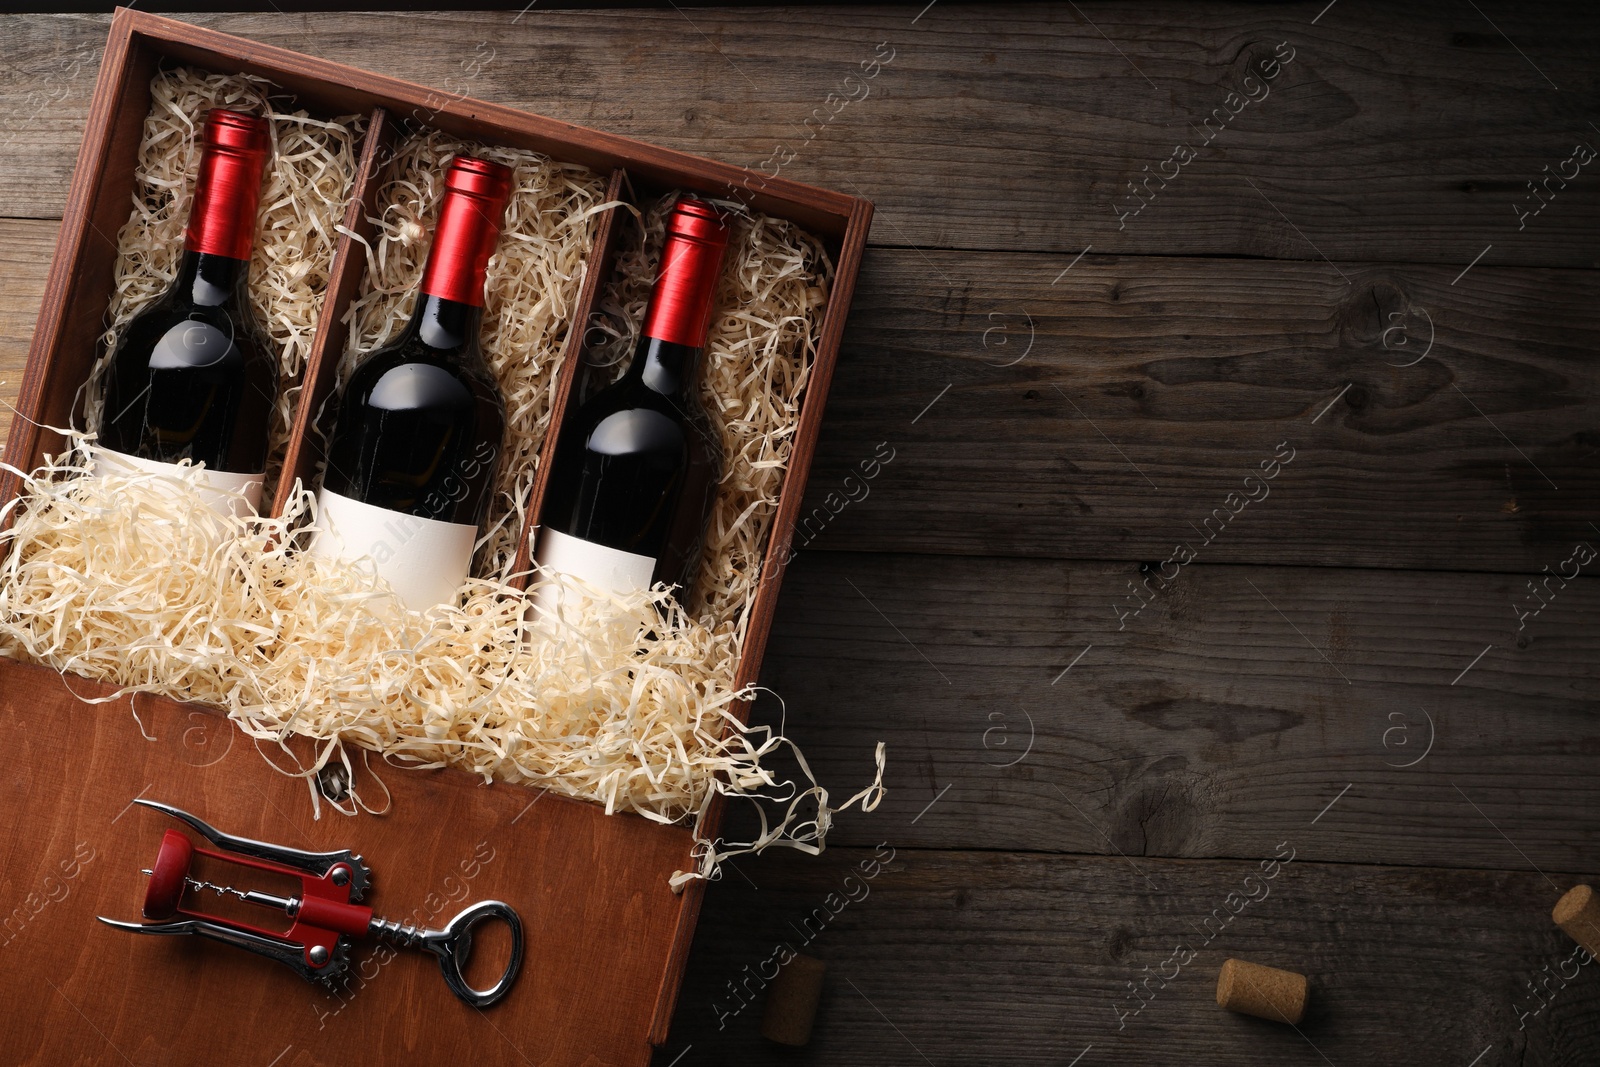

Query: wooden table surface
left=2, top=4, right=1596, bottom=1064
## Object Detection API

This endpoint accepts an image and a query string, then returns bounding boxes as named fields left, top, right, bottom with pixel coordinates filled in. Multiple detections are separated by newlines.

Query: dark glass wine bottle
left=310, top=156, right=511, bottom=612
left=98, top=108, right=275, bottom=515
left=534, top=197, right=730, bottom=610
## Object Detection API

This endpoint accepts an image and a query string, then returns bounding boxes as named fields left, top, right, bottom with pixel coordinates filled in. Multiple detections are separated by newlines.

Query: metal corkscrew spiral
left=368, top=915, right=429, bottom=948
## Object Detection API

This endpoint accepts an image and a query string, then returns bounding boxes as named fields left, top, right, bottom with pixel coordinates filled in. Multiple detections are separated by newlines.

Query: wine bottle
left=310, top=156, right=511, bottom=612
left=533, top=197, right=730, bottom=612
left=97, top=108, right=275, bottom=516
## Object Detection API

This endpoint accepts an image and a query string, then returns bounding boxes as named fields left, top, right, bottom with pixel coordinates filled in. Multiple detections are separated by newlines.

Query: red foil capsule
left=185, top=109, right=270, bottom=261
left=419, top=156, right=514, bottom=307
left=642, top=198, right=732, bottom=349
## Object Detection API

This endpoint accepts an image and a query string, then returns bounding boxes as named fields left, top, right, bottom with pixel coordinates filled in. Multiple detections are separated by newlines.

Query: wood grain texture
left=3, top=4, right=1599, bottom=265
left=796, top=249, right=1600, bottom=571
left=0, top=662, right=695, bottom=1067
left=658, top=845, right=1600, bottom=1065
left=736, top=550, right=1600, bottom=872
left=0, top=219, right=50, bottom=416
left=1, top=5, right=1597, bottom=1066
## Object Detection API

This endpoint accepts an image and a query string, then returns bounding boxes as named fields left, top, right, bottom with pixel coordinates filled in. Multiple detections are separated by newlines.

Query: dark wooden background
left=1, top=3, right=1596, bottom=1064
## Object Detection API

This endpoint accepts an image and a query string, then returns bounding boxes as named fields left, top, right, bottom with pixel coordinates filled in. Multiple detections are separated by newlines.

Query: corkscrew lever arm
left=96, top=914, right=327, bottom=982
left=132, top=797, right=370, bottom=900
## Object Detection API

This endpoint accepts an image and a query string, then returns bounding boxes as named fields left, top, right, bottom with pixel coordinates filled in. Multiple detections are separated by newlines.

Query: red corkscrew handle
left=142, top=830, right=193, bottom=920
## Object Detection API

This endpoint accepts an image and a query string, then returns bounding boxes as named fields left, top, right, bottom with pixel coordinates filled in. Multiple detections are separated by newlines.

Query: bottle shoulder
left=568, top=378, right=726, bottom=465
left=121, top=285, right=230, bottom=329
left=114, top=295, right=273, bottom=372
left=577, top=373, right=715, bottom=422
left=345, top=337, right=503, bottom=413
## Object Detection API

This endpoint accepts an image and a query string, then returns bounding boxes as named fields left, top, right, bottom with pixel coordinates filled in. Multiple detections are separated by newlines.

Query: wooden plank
left=797, top=249, right=1600, bottom=571
left=0, top=660, right=694, bottom=1067
left=0, top=219, right=51, bottom=420
left=3, top=5, right=1600, bottom=266
left=734, top=550, right=1600, bottom=873
left=5, top=225, right=1596, bottom=573
left=659, top=845, right=1600, bottom=1064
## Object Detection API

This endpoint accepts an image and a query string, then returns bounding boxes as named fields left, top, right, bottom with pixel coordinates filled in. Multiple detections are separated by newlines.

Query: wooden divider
left=269, top=105, right=395, bottom=518
left=507, top=166, right=627, bottom=589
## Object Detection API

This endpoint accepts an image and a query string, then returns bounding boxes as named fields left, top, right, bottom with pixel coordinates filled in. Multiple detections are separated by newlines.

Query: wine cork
left=760, top=954, right=826, bottom=1046
left=1553, top=885, right=1600, bottom=957
left=1216, top=958, right=1308, bottom=1025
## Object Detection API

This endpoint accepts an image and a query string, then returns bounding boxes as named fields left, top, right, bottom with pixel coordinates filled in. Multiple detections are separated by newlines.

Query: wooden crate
left=0, top=9, right=872, bottom=1067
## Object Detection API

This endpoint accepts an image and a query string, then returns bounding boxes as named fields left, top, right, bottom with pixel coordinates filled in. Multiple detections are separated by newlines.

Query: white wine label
left=94, top=447, right=263, bottom=518
left=310, top=488, right=478, bottom=612
left=531, top=528, right=657, bottom=616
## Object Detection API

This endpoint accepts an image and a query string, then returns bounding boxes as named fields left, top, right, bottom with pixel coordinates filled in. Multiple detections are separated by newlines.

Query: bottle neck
left=409, top=292, right=485, bottom=357
left=641, top=233, right=724, bottom=351
left=185, top=137, right=266, bottom=262
left=174, top=249, right=249, bottom=308
left=628, top=334, right=703, bottom=399
left=413, top=183, right=499, bottom=353
left=628, top=208, right=726, bottom=398
left=420, top=189, right=501, bottom=308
